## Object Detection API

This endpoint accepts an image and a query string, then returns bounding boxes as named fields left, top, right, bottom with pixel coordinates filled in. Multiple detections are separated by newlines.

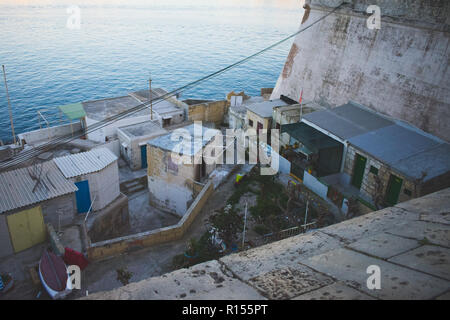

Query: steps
left=120, top=176, right=147, bottom=196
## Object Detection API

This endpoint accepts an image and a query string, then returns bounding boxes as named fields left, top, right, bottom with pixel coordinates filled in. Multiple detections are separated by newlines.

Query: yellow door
left=7, top=206, right=46, bottom=253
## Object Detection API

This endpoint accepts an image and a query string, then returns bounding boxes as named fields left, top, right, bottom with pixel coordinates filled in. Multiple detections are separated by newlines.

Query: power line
left=0, top=3, right=342, bottom=171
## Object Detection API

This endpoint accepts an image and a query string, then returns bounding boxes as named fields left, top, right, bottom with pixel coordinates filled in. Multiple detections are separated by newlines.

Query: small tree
left=209, top=205, right=243, bottom=249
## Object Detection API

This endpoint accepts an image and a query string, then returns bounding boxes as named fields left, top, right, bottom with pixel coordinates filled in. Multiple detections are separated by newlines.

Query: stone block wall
left=188, top=100, right=228, bottom=125
left=344, top=145, right=416, bottom=204
left=86, top=181, right=214, bottom=261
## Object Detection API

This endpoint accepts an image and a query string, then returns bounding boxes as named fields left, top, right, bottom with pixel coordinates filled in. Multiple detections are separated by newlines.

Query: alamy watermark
left=168, top=121, right=280, bottom=176
left=367, top=5, right=381, bottom=30
left=68, top=265, right=81, bottom=290
left=66, top=5, right=81, bottom=30
left=366, top=265, right=381, bottom=290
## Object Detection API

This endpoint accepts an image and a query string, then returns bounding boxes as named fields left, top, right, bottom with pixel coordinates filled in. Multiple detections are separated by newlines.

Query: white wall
left=148, top=176, right=193, bottom=216
left=94, top=139, right=120, bottom=157
left=86, top=115, right=155, bottom=143
left=303, top=171, right=329, bottom=200
left=72, top=161, right=120, bottom=212
left=18, top=122, right=82, bottom=146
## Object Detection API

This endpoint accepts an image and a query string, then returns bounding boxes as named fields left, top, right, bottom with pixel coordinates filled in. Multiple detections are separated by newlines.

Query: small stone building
left=227, top=92, right=264, bottom=130
left=146, top=123, right=221, bottom=216
left=54, top=148, right=120, bottom=213
left=0, top=161, right=78, bottom=257
left=273, top=101, right=325, bottom=146
left=344, top=124, right=450, bottom=206
left=246, top=99, right=288, bottom=132
left=117, top=120, right=167, bottom=170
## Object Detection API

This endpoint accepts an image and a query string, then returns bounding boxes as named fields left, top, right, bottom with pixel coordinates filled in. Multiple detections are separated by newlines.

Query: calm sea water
left=0, top=0, right=301, bottom=141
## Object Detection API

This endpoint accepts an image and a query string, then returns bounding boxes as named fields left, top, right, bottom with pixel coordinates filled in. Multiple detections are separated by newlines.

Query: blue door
left=141, top=145, right=147, bottom=169
left=75, top=180, right=91, bottom=214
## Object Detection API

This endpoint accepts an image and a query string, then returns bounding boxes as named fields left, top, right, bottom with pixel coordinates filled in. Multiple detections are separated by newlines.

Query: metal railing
left=262, top=221, right=317, bottom=243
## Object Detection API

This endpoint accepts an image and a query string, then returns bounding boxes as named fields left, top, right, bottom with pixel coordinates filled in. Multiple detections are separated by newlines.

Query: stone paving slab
left=395, top=188, right=450, bottom=217
left=436, top=291, right=450, bottom=300
left=83, top=260, right=265, bottom=300
left=302, top=248, right=450, bottom=300
left=292, top=281, right=375, bottom=300
left=220, top=231, right=343, bottom=281
left=389, top=245, right=450, bottom=281
left=386, top=221, right=450, bottom=248
left=248, top=266, right=334, bottom=300
left=347, top=233, right=420, bottom=259
left=420, top=212, right=450, bottom=225
left=320, top=207, right=419, bottom=244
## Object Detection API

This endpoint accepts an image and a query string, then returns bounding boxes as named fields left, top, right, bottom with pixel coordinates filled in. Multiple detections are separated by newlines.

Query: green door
left=386, top=174, right=403, bottom=206
left=351, top=154, right=367, bottom=189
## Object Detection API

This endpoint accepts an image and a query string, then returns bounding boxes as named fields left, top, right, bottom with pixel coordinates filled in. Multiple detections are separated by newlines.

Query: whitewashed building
left=54, top=148, right=120, bottom=213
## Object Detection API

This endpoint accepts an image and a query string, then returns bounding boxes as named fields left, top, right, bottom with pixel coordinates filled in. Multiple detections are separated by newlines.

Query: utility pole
left=2, top=65, right=16, bottom=144
left=303, top=200, right=309, bottom=230
left=242, top=201, right=248, bottom=249
left=149, top=74, right=153, bottom=120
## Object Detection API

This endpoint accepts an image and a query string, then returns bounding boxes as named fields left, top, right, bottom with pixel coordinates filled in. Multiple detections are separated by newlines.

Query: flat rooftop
left=246, top=99, right=288, bottom=118
left=147, top=123, right=220, bottom=156
left=129, top=89, right=183, bottom=115
left=349, top=123, right=450, bottom=181
left=83, top=95, right=145, bottom=121
left=82, top=88, right=182, bottom=121
left=303, top=101, right=394, bottom=140
left=229, top=96, right=264, bottom=115
left=119, top=120, right=167, bottom=138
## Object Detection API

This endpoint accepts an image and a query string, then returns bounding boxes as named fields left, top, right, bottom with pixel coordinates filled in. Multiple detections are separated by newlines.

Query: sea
left=0, top=0, right=302, bottom=141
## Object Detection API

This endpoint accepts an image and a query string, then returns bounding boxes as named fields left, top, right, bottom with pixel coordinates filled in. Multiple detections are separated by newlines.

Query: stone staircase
left=120, top=176, right=147, bottom=196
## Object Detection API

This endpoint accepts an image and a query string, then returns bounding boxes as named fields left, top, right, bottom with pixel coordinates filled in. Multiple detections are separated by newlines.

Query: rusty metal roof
left=53, top=148, right=117, bottom=178
left=0, top=161, right=78, bottom=214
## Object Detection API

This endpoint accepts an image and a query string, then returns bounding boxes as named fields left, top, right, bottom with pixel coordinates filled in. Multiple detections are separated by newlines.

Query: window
left=163, top=118, right=171, bottom=127
left=369, top=166, right=378, bottom=175
left=249, top=119, right=254, bottom=127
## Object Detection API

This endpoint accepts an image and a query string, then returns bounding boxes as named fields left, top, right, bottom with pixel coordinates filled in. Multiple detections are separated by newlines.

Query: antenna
left=149, top=73, right=153, bottom=120
left=2, top=65, right=16, bottom=144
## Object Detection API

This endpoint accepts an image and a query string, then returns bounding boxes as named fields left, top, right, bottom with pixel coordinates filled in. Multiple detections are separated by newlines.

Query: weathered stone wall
left=87, top=193, right=130, bottom=243
left=271, top=0, right=450, bottom=141
left=344, top=145, right=416, bottom=203
left=86, top=181, right=214, bottom=261
left=188, top=100, right=228, bottom=125
left=147, top=145, right=196, bottom=215
left=40, top=193, right=77, bottom=227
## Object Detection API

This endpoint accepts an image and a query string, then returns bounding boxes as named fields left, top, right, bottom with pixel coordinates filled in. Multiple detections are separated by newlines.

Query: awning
left=58, top=102, right=86, bottom=120
left=281, top=122, right=341, bottom=152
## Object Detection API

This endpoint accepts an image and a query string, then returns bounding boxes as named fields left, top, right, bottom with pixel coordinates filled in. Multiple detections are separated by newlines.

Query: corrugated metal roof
left=303, top=102, right=393, bottom=140
left=54, top=148, right=118, bottom=178
left=0, top=161, right=78, bottom=214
